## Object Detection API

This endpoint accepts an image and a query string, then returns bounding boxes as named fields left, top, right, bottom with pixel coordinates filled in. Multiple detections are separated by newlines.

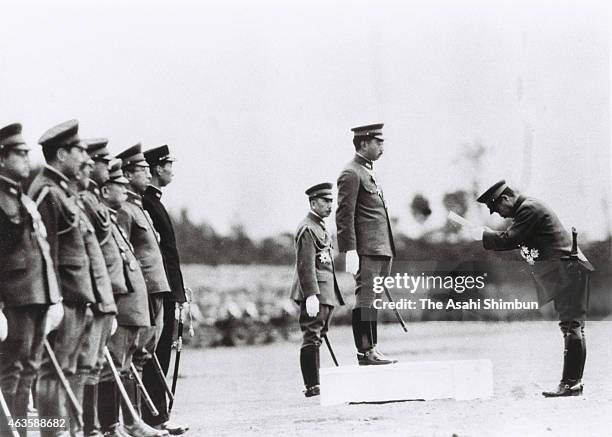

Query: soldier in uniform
left=0, top=123, right=62, bottom=435
left=74, top=146, right=118, bottom=436
left=28, top=119, right=96, bottom=436
left=474, top=180, right=595, bottom=397
left=115, top=144, right=172, bottom=434
left=290, top=183, right=345, bottom=397
left=141, top=145, right=188, bottom=434
left=336, top=123, right=397, bottom=365
left=97, top=159, right=164, bottom=437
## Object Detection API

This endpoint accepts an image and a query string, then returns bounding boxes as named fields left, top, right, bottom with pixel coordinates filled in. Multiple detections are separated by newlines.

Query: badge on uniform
left=318, top=251, right=331, bottom=264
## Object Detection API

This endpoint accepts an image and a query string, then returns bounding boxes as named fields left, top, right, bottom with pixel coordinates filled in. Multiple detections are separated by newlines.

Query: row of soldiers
left=0, top=120, right=189, bottom=437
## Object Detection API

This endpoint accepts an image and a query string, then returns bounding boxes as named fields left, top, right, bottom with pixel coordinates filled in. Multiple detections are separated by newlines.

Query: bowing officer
left=336, top=123, right=397, bottom=365
left=28, top=119, right=97, bottom=436
left=0, top=123, right=62, bottom=432
left=141, top=145, right=188, bottom=434
left=290, top=183, right=344, bottom=398
left=475, top=180, right=595, bottom=397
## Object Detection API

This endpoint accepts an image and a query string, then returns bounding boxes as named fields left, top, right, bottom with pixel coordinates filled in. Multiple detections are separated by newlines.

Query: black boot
left=97, top=381, right=118, bottom=433
left=83, top=384, right=103, bottom=436
left=352, top=308, right=374, bottom=353
left=542, top=337, right=585, bottom=397
left=300, top=345, right=320, bottom=397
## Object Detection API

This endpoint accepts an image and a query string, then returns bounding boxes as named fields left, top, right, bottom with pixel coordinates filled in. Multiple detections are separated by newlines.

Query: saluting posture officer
left=28, top=119, right=97, bottom=436
left=98, top=159, right=163, bottom=437
left=0, top=123, right=62, bottom=435
left=115, top=144, right=172, bottom=434
left=141, top=145, right=188, bottom=434
left=290, top=183, right=344, bottom=397
left=474, top=180, right=595, bottom=397
left=336, top=123, right=397, bottom=365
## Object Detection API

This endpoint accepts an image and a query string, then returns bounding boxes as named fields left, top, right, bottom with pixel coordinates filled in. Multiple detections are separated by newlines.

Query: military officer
left=336, top=123, right=397, bottom=365
left=141, top=145, right=188, bottom=434
left=0, top=123, right=62, bottom=435
left=115, top=144, right=171, bottom=433
left=98, top=159, right=164, bottom=437
left=474, top=180, right=595, bottom=397
left=28, top=119, right=96, bottom=436
left=74, top=149, right=118, bottom=436
left=290, top=183, right=344, bottom=397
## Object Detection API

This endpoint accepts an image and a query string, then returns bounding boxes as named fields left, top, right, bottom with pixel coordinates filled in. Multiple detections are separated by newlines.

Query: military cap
left=38, top=119, right=83, bottom=151
left=0, top=123, right=29, bottom=152
left=116, top=143, right=148, bottom=168
left=84, top=138, right=111, bottom=162
left=305, top=182, right=333, bottom=200
left=477, top=180, right=508, bottom=213
left=351, top=123, right=384, bottom=141
left=144, top=145, right=176, bottom=167
left=106, top=158, right=129, bottom=185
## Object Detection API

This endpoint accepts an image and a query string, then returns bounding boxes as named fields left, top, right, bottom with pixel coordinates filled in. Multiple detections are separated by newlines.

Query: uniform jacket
left=116, top=190, right=170, bottom=295
left=483, top=195, right=595, bottom=306
left=78, top=189, right=117, bottom=315
left=289, top=212, right=344, bottom=306
left=107, top=208, right=151, bottom=327
left=28, top=166, right=96, bottom=304
left=336, top=154, right=395, bottom=257
left=143, top=185, right=186, bottom=303
left=0, top=175, right=60, bottom=306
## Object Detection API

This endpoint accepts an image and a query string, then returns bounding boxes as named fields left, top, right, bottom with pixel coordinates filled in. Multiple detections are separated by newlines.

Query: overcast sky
left=2, top=0, right=610, bottom=240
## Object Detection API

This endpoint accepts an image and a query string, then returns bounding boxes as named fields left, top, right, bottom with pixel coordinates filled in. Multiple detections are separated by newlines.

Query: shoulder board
left=35, top=186, right=51, bottom=206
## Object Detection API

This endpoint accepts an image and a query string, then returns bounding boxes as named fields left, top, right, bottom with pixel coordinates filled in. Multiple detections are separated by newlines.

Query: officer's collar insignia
left=9, top=187, right=17, bottom=196
left=355, top=153, right=373, bottom=170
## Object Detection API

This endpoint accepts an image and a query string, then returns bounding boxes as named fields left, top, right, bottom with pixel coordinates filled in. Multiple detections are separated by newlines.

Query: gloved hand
left=0, top=310, right=7, bottom=342
left=111, top=317, right=118, bottom=335
left=44, top=302, right=64, bottom=335
left=345, top=250, right=360, bottom=275
left=305, top=295, right=319, bottom=317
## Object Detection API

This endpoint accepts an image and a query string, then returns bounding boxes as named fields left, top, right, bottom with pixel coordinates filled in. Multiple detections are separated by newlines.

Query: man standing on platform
left=141, top=145, right=188, bottom=434
left=0, top=123, right=62, bottom=435
left=336, top=123, right=398, bottom=366
left=290, top=183, right=344, bottom=397
left=473, top=180, right=595, bottom=397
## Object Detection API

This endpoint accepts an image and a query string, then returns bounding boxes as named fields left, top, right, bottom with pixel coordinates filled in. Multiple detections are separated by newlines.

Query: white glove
left=305, top=295, right=319, bottom=317
left=44, top=302, right=64, bottom=335
left=470, top=226, right=484, bottom=241
left=0, top=311, right=7, bottom=342
left=111, top=317, right=118, bottom=335
left=345, top=250, right=360, bottom=275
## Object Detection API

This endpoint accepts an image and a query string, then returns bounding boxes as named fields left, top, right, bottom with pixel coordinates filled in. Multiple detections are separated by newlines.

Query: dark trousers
left=141, top=294, right=168, bottom=426
left=0, top=305, right=48, bottom=419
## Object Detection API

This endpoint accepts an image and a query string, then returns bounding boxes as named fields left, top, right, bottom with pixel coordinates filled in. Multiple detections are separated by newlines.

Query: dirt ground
left=169, top=321, right=612, bottom=437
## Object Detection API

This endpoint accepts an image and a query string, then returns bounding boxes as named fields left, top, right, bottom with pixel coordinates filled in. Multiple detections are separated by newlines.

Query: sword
left=169, top=305, right=183, bottom=413
left=151, top=353, right=174, bottom=403
left=383, top=287, right=408, bottom=333
left=129, top=363, right=158, bottom=416
left=103, top=347, right=139, bottom=422
left=323, top=335, right=339, bottom=367
left=0, top=389, right=19, bottom=437
left=43, top=339, right=84, bottom=427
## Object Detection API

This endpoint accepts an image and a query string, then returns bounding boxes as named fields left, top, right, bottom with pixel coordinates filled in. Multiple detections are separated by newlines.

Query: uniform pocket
left=316, top=271, right=332, bottom=282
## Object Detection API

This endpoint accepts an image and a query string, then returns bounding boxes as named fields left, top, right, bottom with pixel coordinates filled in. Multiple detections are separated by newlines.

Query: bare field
left=169, top=321, right=612, bottom=437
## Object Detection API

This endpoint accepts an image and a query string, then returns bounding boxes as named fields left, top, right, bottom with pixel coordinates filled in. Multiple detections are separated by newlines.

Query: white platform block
left=320, top=359, right=493, bottom=406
